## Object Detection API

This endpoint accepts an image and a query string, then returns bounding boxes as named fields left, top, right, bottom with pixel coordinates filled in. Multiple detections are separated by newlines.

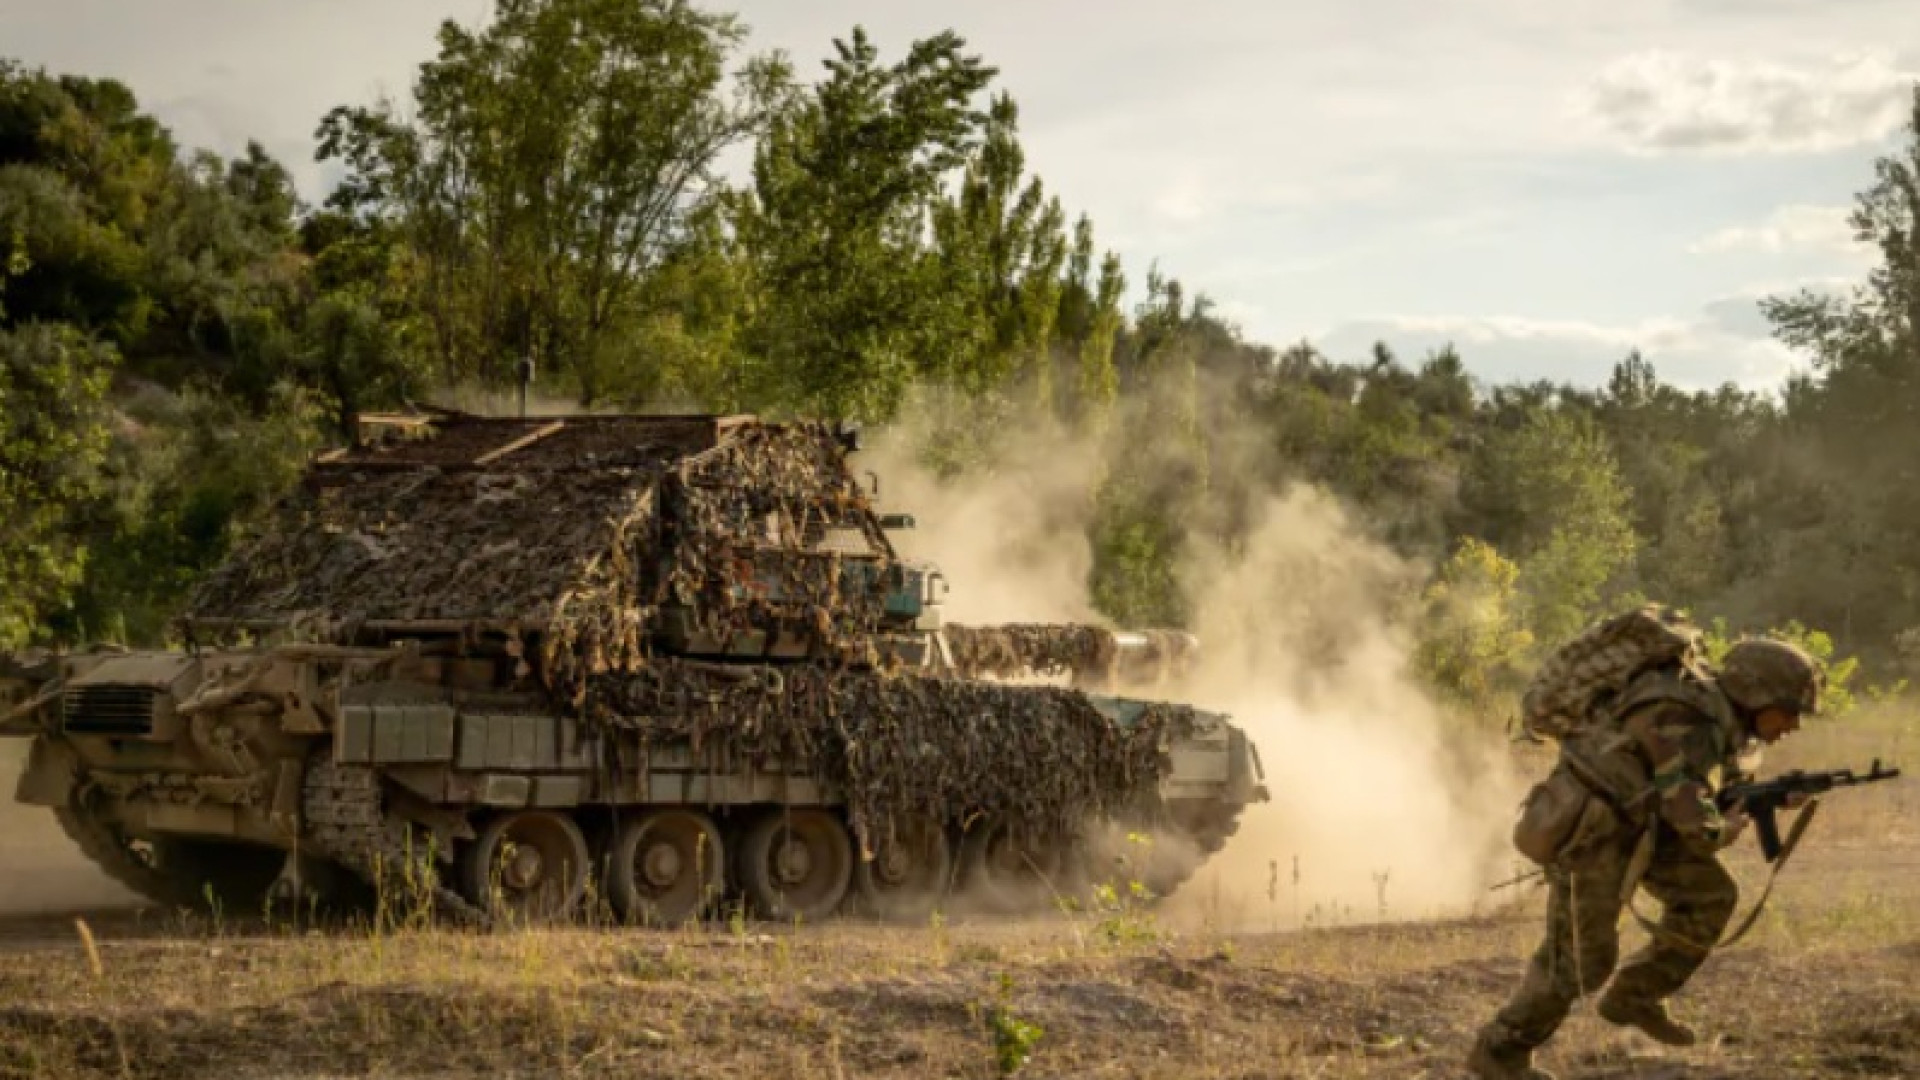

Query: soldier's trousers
left=1484, top=825, right=1739, bottom=1051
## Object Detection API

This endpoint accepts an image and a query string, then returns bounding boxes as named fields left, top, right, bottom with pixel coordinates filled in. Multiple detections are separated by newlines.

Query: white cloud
left=1578, top=49, right=1918, bottom=154
left=1313, top=306, right=1805, bottom=392
left=1688, top=203, right=1865, bottom=256
left=1151, top=172, right=1212, bottom=224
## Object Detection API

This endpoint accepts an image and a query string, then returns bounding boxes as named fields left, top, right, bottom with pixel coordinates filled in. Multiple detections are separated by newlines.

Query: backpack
left=1519, top=604, right=1705, bottom=742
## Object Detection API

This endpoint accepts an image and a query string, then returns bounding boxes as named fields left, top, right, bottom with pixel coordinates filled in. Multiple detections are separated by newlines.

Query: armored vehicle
left=1, top=412, right=1266, bottom=925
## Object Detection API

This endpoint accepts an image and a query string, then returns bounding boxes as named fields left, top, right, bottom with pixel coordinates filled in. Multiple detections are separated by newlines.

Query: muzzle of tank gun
left=1102, top=629, right=1200, bottom=687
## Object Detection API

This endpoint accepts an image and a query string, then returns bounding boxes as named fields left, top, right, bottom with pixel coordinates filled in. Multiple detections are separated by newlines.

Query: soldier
left=1466, top=638, right=1825, bottom=1080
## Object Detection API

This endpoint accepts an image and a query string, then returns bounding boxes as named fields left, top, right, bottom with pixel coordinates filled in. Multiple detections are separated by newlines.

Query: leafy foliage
left=1461, top=406, right=1639, bottom=644
left=316, top=0, right=788, bottom=397
left=982, top=973, right=1044, bottom=1074
left=731, top=26, right=996, bottom=422
left=4, top=16, right=1920, bottom=723
left=0, top=323, right=114, bottom=646
left=1415, top=538, right=1536, bottom=710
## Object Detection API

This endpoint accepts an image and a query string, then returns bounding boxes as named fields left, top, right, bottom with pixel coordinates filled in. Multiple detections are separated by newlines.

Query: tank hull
left=4, top=641, right=1265, bottom=923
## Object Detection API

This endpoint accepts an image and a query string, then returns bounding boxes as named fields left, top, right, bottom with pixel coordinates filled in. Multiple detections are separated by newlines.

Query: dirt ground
left=0, top=717, right=1912, bottom=1079
left=0, top=828, right=1911, bottom=1079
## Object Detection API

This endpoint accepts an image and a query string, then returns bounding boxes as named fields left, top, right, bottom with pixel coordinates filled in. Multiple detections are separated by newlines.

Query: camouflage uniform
left=1468, top=639, right=1823, bottom=1080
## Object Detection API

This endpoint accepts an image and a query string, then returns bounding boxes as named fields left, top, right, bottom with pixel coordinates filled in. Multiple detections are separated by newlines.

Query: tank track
left=52, top=804, right=198, bottom=908
left=300, top=757, right=492, bottom=927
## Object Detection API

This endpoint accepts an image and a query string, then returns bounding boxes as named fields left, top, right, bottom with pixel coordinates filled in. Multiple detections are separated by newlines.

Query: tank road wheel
left=607, top=810, right=725, bottom=927
left=460, top=810, right=590, bottom=924
left=957, top=818, right=1066, bottom=915
left=738, top=809, right=854, bottom=923
left=853, top=814, right=953, bottom=922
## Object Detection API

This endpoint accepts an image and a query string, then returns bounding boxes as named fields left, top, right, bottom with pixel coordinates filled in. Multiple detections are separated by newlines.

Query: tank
left=1, top=411, right=1266, bottom=925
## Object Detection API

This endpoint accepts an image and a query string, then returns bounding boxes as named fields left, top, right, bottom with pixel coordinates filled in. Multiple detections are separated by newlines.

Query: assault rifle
left=1715, top=758, right=1902, bottom=862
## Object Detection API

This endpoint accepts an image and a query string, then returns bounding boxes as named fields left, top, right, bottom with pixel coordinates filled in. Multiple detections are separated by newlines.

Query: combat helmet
left=1718, top=639, right=1824, bottom=716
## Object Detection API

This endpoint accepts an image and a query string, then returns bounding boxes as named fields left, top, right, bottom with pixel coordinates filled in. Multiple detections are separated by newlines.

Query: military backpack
left=1518, top=604, right=1706, bottom=743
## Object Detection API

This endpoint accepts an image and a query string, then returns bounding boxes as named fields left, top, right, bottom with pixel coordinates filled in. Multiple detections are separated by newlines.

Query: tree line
left=3, top=0, right=1919, bottom=707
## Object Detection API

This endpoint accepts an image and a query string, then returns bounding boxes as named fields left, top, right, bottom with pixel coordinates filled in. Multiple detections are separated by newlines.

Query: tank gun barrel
left=942, top=623, right=1199, bottom=689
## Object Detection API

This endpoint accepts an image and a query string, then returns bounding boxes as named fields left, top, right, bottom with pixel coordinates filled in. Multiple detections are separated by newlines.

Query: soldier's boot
left=1464, top=1027, right=1558, bottom=1080
left=1595, top=990, right=1697, bottom=1047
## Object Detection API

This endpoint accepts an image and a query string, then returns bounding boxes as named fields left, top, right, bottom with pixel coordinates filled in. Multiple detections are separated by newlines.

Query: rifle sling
left=1623, top=798, right=1820, bottom=956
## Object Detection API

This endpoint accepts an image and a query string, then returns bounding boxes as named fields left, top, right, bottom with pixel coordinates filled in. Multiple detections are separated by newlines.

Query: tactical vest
left=1512, top=665, right=1748, bottom=866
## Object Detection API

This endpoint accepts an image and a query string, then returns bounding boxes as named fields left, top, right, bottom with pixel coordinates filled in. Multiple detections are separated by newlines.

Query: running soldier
left=1466, top=636, right=1824, bottom=1080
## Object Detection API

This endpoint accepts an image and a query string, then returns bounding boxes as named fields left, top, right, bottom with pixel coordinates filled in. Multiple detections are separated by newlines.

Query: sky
left=4, top=0, right=1916, bottom=393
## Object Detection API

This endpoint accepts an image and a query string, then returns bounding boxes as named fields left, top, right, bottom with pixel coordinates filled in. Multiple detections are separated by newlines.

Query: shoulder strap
left=1606, top=665, right=1740, bottom=741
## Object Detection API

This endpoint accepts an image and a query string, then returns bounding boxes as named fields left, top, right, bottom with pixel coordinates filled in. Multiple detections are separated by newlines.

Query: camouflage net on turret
left=585, top=658, right=1191, bottom=849
left=543, top=422, right=897, bottom=704
left=179, top=415, right=899, bottom=701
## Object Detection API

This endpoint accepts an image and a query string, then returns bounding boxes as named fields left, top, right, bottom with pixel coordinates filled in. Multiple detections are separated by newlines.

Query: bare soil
left=0, top=827, right=1912, bottom=1080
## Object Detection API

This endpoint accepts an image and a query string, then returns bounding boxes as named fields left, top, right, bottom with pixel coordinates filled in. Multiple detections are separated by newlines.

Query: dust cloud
left=862, top=408, right=1108, bottom=627
left=1161, top=488, right=1526, bottom=929
left=0, top=743, right=142, bottom=915
left=860, top=399, right=1528, bottom=931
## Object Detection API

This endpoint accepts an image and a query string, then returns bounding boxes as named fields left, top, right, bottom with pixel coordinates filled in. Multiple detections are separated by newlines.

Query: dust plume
left=0, top=743, right=142, bottom=915
left=862, top=391, right=1527, bottom=930
left=1161, top=487, right=1526, bottom=929
left=859, top=401, right=1108, bottom=626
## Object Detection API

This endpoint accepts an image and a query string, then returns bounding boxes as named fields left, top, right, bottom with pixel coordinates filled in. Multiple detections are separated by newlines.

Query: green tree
left=53, top=382, right=326, bottom=644
left=1060, top=216, right=1124, bottom=433
left=0, top=322, right=114, bottom=646
left=1462, top=405, right=1639, bottom=643
left=316, top=0, right=789, bottom=397
left=733, top=27, right=996, bottom=422
left=1415, top=537, right=1535, bottom=710
left=930, top=94, right=1069, bottom=407
left=1756, top=85, right=1920, bottom=648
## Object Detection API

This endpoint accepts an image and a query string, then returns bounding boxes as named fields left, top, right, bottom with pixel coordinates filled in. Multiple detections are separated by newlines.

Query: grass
left=0, top=832, right=1913, bottom=1080
left=0, top=705, right=1912, bottom=1079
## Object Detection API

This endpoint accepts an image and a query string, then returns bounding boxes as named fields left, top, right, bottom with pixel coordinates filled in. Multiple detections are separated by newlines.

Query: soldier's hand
left=1718, top=805, right=1750, bottom=848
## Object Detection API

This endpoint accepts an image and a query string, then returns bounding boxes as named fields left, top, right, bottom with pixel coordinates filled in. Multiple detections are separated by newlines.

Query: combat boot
left=1464, top=1028, right=1558, bottom=1080
left=1596, top=991, right=1697, bottom=1047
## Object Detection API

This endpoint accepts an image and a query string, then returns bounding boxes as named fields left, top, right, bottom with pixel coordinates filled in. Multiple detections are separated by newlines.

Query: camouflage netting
left=544, top=420, right=895, bottom=703
left=184, top=467, right=657, bottom=630
left=649, top=426, right=893, bottom=645
left=182, top=416, right=714, bottom=631
left=943, top=623, right=1120, bottom=681
left=181, top=414, right=898, bottom=704
left=179, top=412, right=1196, bottom=837
left=585, top=658, right=1192, bottom=847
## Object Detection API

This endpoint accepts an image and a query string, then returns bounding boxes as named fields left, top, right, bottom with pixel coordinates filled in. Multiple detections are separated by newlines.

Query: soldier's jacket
left=1562, top=670, right=1751, bottom=857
